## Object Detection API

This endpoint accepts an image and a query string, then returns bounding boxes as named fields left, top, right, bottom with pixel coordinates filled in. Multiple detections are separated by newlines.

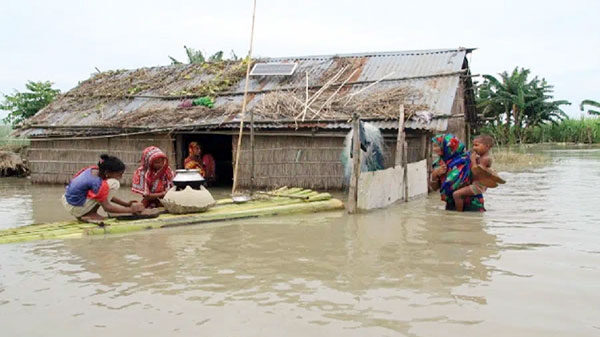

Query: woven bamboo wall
left=28, top=134, right=175, bottom=185
left=233, top=132, right=428, bottom=190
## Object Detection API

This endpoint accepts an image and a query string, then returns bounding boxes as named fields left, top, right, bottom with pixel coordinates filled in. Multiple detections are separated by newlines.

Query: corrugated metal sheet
left=20, top=48, right=470, bottom=136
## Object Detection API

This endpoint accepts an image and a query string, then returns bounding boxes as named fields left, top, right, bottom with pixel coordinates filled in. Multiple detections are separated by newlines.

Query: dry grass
left=0, top=150, right=29, bottom=177
left=492, top=149, right=552, bottom=172
left=253, top=87, right=428, bottom=121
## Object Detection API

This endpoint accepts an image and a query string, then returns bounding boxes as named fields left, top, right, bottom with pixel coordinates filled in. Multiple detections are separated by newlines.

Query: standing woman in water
left=429, top=134, right=485, bottom=212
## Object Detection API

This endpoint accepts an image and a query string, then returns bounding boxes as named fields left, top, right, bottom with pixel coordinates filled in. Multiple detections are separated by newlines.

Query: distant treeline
left=480, top=118, right=600, bottom=144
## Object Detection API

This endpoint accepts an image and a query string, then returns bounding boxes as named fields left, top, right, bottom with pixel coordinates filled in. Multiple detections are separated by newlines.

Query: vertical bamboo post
left=403, top=138, right=409, bottom=202
left=347, top=114, right=360, bottom=213
left=395, top=105, right=408, bottom=201
left=420, top=133, right=427, bottom=161
left=395, top=105, right=405, bottom=166
left=232, top=0, right=257, bottom=194
left=426, top=132, right=433, bottom=192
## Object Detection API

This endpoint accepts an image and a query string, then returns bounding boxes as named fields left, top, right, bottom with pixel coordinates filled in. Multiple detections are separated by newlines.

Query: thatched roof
left=17, top=48, right=474, bottom=138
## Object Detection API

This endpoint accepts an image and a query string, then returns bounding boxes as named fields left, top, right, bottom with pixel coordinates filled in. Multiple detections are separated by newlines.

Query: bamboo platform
left=0, top=188, right=344, bottom=244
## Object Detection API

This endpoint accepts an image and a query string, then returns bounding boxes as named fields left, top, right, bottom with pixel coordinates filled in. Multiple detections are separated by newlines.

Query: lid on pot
left=173, top=169, right=205, bottom=182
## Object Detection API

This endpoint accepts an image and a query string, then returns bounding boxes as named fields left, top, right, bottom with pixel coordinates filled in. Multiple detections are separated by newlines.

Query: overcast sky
left=1, top=0, right=599, bottom=119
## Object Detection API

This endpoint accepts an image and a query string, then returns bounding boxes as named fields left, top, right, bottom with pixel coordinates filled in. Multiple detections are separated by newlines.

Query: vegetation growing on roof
left=66, top=57, right=252, bottom=100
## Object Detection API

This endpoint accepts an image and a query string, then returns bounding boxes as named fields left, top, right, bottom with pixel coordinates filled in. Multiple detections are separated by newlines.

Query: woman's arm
left=143, top=191, right=167, bottom=199
left=111, top=196, right=135, bottom=207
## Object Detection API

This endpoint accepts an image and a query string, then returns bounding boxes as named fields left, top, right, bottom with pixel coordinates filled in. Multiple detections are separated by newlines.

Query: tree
left=476, top=67, right=570, bottom=143
left=1, top=81, right=60, bottom=126
left=169, top=46, right=228, bottom=65
left=580, top=99, right=600, bottom=115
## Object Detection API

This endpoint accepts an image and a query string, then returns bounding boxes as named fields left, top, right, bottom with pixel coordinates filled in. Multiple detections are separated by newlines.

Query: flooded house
left=14, top=48, right=477, bottom=189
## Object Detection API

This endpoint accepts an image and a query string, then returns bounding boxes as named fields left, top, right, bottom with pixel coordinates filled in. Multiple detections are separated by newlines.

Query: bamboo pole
left=403, top=139, right=409, bottom=202
left=347, top=114, right=360, bottom=213
left=420, top=133, right=427, bottom=160
left=232, top=0, right=257, bottom=194
left=395, top=105, right=405, bottom=166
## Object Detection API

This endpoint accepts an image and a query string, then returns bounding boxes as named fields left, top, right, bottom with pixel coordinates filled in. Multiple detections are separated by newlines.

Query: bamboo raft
left=0, top=188, right=344, bottom=244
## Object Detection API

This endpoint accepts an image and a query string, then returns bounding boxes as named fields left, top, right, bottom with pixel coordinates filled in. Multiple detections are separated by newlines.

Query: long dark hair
left=98, top=154, right=125, bottom=177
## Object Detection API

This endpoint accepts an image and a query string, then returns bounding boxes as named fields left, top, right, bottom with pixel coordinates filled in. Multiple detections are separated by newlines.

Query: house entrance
left=175, top=134, right=233, bottom=187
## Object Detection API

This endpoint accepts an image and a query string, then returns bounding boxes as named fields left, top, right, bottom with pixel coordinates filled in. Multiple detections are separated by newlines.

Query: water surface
left=0, top=148, right=599, bottom=336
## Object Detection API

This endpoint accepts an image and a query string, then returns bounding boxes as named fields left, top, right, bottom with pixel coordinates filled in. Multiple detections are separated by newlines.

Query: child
left=452, top=135, right=494, bottom=212
left=62, top=154, right=144, bottom=222
left=131, top=146, right=174, bottom=208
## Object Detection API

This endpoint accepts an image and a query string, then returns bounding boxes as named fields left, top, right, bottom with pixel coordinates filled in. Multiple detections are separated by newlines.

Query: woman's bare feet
left=79, top=212, right=106, bottom=223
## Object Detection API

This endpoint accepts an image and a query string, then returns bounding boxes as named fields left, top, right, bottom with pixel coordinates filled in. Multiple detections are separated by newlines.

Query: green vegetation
left=492, top=148, right=552, bottom=172
left=1, top=81, right=60, bottom=126
left=476, top=67, right=570, bottom=144
left=580, top=99, right=600, bottom=115
left=169, top=46, right=239, bottom=65
left=480, top=117, right=600, bottom=144
left=0, top=125, right=29, bottom=151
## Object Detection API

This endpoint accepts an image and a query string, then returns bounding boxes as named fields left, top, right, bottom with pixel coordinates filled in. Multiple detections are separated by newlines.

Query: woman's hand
left=130, top=203, right=145, bottom=214
left=432, top=161, right=447, bottom=178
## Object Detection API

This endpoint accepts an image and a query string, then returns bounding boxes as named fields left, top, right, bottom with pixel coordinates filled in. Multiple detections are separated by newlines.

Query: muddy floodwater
left=1, top=147, right=599, bottom=336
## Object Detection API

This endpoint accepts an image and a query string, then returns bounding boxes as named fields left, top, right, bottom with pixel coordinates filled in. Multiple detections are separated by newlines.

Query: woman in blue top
left=61, top=154, right=144, bottom=222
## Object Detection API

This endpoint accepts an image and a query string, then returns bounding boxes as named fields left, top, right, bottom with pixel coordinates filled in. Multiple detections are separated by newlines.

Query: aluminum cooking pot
left=173, top=169, right=206, bottom=190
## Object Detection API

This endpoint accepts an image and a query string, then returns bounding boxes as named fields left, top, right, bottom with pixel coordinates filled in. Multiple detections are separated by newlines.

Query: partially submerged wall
left=357, top=159, right=428, bottom=210
left=28, top=134, right=175, bottom=185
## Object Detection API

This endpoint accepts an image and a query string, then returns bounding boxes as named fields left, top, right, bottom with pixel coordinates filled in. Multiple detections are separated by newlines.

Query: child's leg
left=80, top=180, right=121, bottom=221
left=453, top=185, right=476, bottom=212
left=80, top=204, right=104, bottom=221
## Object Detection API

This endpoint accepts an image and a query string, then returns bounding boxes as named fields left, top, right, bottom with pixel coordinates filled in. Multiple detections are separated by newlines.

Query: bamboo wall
left=28, top=134, right=175, bottom=185
left=233, top=133, right=429, bottom=190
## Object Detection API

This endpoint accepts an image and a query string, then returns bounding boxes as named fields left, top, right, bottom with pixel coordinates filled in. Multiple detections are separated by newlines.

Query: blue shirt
left=64, top=167, right=108, bottom=206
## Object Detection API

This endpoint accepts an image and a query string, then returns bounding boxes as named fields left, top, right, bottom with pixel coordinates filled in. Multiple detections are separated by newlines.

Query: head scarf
left=131, top=146, right=174, bottom=196
left=184, top=142, right=210, bottom=177
left=432, top=133, right=466, bottom=163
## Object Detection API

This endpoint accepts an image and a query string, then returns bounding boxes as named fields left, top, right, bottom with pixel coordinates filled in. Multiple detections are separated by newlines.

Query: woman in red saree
left=131, top=146, right=174, bottom=208
left=184, top=142, right=216, bottom=182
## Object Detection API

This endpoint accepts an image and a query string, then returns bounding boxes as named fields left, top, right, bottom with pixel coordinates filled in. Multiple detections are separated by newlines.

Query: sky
left=1, top=0, right=599, bottom=120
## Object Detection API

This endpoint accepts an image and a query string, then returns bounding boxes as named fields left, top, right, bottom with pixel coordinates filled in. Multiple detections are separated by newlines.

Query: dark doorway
left=176, top=134, right=233, bottom=187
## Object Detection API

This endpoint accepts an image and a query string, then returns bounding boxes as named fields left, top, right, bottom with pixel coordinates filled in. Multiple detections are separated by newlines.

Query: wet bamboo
left=232, top=0, right=257, bottom=194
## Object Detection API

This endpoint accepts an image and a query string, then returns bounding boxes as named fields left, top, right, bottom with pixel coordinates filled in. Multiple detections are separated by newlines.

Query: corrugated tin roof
left=19, top=48, right=471, bottom=137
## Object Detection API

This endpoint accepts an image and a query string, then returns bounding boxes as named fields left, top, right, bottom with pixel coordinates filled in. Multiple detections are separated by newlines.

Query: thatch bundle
left=253, top=87, right=429, bottom=121
left=0, top=151, right=29, bottom=177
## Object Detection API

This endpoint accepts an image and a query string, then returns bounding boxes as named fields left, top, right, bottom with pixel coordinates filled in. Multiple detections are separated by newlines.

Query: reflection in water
left=1, top=147, right=600, bottom=336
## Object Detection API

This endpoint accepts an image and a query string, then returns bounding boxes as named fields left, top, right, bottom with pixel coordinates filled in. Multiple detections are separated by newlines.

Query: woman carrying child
left=429, top=134, right=486, bottom=212
left=131, top=146, right=174, bottom=208
left=62, top=154, right=144, bottom=222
